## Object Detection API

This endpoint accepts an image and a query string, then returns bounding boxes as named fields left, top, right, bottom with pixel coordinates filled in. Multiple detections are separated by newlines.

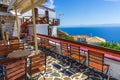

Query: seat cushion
left=38, top=66, right=45, bottom=71
left=16, top=75, right=25, bottom=80
left=90, top=62, right=108, bottom=71
left=27, top=66, right=45, bottom=75
left=71, top=54, right=83, bottom=60
left=43, top=44, right=53, bottom=48
left=63, top=51, right=70, bottom=55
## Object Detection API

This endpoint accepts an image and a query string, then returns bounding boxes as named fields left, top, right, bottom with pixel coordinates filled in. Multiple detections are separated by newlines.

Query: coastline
left=58, top=27, right=120, bottom=42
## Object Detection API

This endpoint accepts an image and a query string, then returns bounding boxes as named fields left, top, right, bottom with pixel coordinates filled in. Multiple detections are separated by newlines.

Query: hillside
left=57, top=29, right=74, bottom=41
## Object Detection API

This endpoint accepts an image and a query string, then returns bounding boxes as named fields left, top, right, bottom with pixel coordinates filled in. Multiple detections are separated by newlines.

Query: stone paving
left=38, top=56, right=87, bottom=80
left=25, top=43, right=111, bottom=80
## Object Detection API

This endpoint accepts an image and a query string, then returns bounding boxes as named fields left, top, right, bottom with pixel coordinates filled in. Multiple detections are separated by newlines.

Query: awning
left=0, top=12, right=13, bottom=16
left=8, top=0, right=47, bottom=14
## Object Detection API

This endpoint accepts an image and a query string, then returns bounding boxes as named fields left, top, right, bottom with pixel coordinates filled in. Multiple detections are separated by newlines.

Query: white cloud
left=104, top=0, right=120, bottom=2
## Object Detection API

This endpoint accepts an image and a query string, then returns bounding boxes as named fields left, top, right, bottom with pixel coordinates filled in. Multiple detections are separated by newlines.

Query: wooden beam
left=21, top=0, right=45, bottom=14
left=31, top=0, right=39, bottom=54
left=15, top=7, right=20, bottom=39
left=14, top=0, right=24, bottom=9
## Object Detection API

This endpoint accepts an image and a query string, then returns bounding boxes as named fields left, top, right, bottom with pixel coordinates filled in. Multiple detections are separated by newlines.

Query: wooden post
left=31, top=0, right=39, bottom=54
left=45, top=10, right=50, bottom=36
left=45, top=10, right=49, bottom=24
left=15, top=8, right=20, bottom=39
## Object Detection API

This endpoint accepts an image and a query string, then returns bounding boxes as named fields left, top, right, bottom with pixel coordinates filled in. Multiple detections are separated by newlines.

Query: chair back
left=0, top=78, right=4, bottom=80
left=9, top=37, right=18, bottom=40
left=71, top=45, right=85, bottom=63
left=61, top=42, right=70, bottom=55
left=29, top=54, right=46, bottom=74
left=44, top=39, right=49, bottom=45
left=9, top=38, right=19, bottom=44
left=10, top=42, right=24, bottom=50
left=0, top=45, right=10, bottom=57
left=71, top=45, right=79, bottom=54
left=19, top=42, right=24, bottom=50
left=88, top=51, right=104, bottom=71
left=4, top=59, right=26, bottom=80
left=10, top=44, right=19, bottom=50
left=0, top=40, right=8, bottom=46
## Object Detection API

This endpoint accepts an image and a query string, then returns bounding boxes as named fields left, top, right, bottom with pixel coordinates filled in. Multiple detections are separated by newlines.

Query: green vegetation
left=61, top=35, right=74, bottom=41
left=98, top=42, right=120, bottom=51
left=57, top=29, right=74, bottom=41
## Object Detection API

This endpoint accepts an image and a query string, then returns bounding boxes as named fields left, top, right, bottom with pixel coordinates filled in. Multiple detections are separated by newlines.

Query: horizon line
left=58, top=24, right=120, bottom=27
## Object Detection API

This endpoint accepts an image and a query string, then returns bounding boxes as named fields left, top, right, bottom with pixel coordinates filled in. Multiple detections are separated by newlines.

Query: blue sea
left=58, top=26, right=120, bottom=42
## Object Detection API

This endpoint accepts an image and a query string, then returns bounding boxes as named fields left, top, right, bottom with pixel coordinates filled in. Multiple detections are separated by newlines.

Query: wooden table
left=0, top=50, right=31, bottom=66
left=7, top=50, right=31, bottom=59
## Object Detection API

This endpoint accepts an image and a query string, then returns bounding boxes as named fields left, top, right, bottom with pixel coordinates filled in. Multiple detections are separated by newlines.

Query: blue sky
left=46, top=0, right=120, bottom=26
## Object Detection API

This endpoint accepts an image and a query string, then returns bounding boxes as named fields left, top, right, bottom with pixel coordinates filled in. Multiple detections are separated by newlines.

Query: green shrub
left=61, top=35, right=74, bottom=41
left=98, top=42, right=120, bottom=51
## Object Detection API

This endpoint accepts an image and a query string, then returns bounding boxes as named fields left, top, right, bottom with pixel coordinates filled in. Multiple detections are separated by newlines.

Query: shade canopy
left=8, top=0, right=47, bottom=14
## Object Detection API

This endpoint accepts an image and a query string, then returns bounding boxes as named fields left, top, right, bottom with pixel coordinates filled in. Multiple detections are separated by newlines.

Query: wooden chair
left=88, top=51, right=109, bottom=78
left=10, top=43, right=19, bottom=50
left=42, top=39, right=54, bottom=50
left=0, top=78, right=4, bottom=80
left=27, top=36, right=34, bottom=45
left=70, top=45, right=85, bottom=63
left=9, top=38, right=19, bottom=44
left=4, top=59, right=27, bottom=80
left=9, top=37, right=18, bottom=40
left=19, top=42, right=24, bottom=50
left=38, top=37, right=44, bottom=46
left=9, top=42, right=24, bottom=50
left=0, top=45, right=12, bottom=57
left=27, top=53, right=46, bottom=80
left=0, top=40, right=8, bottom=46
left=61, top=42, right=70, bottom=56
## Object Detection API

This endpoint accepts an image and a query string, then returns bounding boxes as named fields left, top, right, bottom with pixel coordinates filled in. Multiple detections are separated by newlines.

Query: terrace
left=0, top=33, right=120, bottom=80
left=0, top=0, right=120, bottom=80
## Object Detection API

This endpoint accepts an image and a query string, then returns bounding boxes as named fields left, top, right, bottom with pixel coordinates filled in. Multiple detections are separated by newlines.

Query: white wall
left=36, top=24, right=48, bottom=35
left=2, top=23, right=14, bottom=39
left=28, top=24, right=48, bottom=36
left=22, top=7, right=56, bottom=18
left=49, top=11, right=56, bottom=18
left=38, top=8, right=45, bottom=17
left=28, top=25, right=33, bottom=36
left=22, top=10, right=32, bottom=17
left=50, top=26, right=57, bottom=37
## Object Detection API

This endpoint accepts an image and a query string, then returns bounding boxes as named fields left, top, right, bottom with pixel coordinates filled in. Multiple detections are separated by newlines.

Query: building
left=87, top=36, right=106, bottom=45
left=0, top=0, right=60, bottom=40
left=73, top=35, right=78, bottom=41
left=0, top=0, right=15, bottom=40
left=21, top=5, right=60, bottom=37
left=73, top=35, right=90, bottom=43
